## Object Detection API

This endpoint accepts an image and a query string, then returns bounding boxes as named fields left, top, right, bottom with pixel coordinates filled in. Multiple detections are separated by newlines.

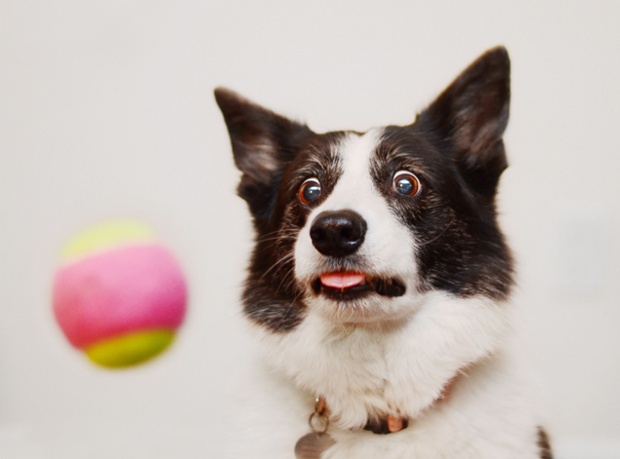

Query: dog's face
left=216, top=47, right=513, bottom=333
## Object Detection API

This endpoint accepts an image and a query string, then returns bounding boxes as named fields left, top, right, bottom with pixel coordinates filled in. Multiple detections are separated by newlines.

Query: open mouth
left=311, top=272, right=406, bottom=300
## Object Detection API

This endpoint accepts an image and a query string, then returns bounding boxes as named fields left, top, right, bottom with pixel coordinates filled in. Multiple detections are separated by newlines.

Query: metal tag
left=294, top=432, right=335, bottom=459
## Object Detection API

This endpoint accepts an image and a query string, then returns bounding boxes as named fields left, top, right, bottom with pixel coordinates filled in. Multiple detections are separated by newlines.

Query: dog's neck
left=316, top=371, right=459, bottom=435
left=294, top=371, right=461, bottom=457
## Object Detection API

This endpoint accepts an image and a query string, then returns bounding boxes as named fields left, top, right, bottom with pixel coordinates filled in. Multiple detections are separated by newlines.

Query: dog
left=215, top=47, right=552, bottom=459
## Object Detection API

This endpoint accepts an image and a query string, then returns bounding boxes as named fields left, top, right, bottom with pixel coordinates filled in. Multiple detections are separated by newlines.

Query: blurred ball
left=52, top=220, right=187, bottom=368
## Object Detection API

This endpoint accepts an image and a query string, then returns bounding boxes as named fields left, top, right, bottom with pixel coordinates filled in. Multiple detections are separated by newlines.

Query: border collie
left=215, top=47, right=552, bottom=459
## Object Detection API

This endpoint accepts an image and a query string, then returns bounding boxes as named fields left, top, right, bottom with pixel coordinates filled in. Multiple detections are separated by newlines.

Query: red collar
left=364, top=415, right=409, bottom=434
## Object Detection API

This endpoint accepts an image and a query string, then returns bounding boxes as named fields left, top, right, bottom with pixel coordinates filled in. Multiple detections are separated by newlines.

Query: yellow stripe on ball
left=61, top=220, right=157, bottom=260
left=84, top=329, right=175, bottom=368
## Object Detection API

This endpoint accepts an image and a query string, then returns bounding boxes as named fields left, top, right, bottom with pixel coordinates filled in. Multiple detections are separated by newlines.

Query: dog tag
left=294, top=432, right=335, bottom=459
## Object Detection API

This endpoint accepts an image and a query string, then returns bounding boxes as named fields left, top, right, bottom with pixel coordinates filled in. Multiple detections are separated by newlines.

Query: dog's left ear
left=417, top=47, right=510, bottom=197
left=214, top=88, right=313, bottom=226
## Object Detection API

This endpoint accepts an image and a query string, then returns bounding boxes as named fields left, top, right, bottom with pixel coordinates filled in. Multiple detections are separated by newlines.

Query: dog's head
left=215, top=47, right=513, bottom=333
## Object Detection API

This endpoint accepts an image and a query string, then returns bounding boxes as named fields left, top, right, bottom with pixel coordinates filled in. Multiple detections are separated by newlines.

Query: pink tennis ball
left=52, top=220, right=188, bottom=368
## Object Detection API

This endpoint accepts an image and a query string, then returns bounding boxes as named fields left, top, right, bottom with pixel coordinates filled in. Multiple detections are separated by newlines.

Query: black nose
left=310, top=210, right=367, bottom=257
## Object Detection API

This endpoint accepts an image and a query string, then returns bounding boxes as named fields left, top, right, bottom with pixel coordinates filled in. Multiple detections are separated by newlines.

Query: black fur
left=537, top=427, right=553, bottom=459
left=213, top=91, right=348, bottom=330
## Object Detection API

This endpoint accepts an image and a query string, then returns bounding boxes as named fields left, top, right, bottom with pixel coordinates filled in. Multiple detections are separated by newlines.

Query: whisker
left=260, top=252, right=295, bottom=281
left=274, top=263, right=298, bottom=294
left=275, top=287, right=307, bottom=330
left=416, top=218, right=455, bottom=247
left=257, top=230, right=298, bottom=245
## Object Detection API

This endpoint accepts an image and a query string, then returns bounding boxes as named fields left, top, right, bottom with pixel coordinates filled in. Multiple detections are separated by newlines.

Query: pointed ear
left=418, top=47, right=511, bottom=197
left=214, top=88, right=313, bottom=222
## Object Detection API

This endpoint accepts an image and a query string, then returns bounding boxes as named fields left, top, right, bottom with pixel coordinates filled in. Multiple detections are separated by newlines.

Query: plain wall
left=1, top=1, right=619, bottom=457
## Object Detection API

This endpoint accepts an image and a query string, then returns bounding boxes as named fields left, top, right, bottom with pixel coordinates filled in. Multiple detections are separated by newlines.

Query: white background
left=1, top=1, right=619, bottom=458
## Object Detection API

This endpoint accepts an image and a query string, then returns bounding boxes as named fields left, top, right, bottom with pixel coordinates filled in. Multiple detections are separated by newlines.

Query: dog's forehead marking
left=320, top=128, right=384, bottom=211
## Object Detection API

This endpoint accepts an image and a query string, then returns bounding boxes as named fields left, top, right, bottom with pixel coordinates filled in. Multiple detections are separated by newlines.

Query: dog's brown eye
left=299, top=178, right=322, bottom=205
left=392, top=171, right=421, bottom=197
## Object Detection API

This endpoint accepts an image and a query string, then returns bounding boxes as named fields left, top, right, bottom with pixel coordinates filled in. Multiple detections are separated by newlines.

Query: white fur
left=263, top=291, right=509, bottom=428
left=226, top=295, right=542, bottom=459
left=228, top=130, right=543, bottom=458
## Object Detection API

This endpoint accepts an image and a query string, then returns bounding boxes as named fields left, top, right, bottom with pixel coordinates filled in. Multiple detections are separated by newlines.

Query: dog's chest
left=260, top=293, right=511, bottom=432
left=232, top=342, right=542, bottom=459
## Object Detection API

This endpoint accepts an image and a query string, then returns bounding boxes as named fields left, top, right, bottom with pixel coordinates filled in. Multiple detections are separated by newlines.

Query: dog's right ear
left=214, top=88, right=313, bottom=224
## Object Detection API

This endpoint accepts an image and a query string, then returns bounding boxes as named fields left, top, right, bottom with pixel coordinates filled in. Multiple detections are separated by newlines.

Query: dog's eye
left=299, top=178, right=322, bottom=205
left=392, top=171, right=421, bottom=197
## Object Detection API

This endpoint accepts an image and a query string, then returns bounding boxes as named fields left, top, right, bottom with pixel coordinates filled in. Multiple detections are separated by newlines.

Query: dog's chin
left=305, top=272, right=410, bottom=326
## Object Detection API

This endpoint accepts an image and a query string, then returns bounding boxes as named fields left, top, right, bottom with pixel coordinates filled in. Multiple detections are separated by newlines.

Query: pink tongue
left=320, top=272, right=366, bottom=289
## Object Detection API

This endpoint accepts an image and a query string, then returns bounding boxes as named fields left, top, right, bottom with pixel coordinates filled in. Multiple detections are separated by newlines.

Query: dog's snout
left=310, top=210, right=367, bottom=257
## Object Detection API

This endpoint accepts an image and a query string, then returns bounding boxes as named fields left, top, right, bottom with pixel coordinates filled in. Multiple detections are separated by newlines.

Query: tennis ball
left=52, top=220, right=188, bottom=368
